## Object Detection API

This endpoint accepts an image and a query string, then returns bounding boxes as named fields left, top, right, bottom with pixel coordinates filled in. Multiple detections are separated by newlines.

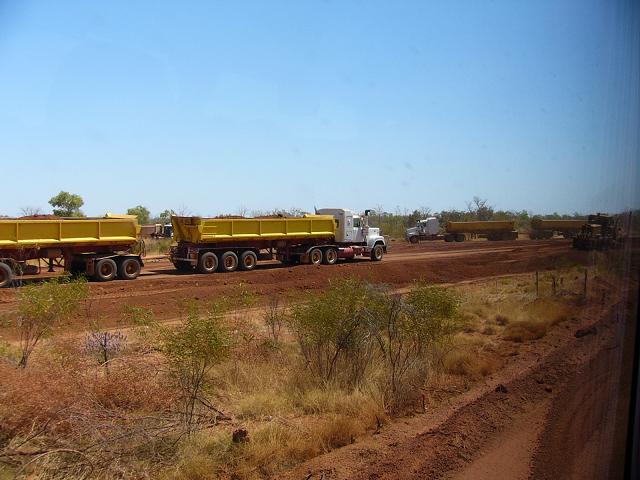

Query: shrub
left=289, top=278, right=380, bottom=386
left=264, top=296, right=285, bottom=344
left=375, top=285, right=462, bottom=409
left=494, top=314, right=510, bottom=325
left=160, top=302, right=231, bottom=431
left=16, top=278, right=88, bottom=367
left=503, top=320, right=548, bottom=342
left=443, top=348, right=498, bottom=378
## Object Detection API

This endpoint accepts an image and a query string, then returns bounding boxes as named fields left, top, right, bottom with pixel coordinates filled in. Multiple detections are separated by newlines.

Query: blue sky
left=1, top=0, right=638, bottom=217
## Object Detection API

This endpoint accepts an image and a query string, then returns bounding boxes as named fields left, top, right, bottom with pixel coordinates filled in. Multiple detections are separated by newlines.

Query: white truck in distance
left=405, top=217, right=441, bottom=243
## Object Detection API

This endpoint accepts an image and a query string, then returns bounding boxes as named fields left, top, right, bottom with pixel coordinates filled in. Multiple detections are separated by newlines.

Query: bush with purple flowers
left=84, top=331, right=127, bottom=368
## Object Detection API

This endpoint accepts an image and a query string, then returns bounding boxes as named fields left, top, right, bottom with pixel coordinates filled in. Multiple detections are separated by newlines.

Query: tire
left=323, top=248, right=338, bottom=265
left=371, top=244, right=384, bottom=261
left=455, top=234, right=465, bottom=242
left=0, top=262, right=13, bottom=288
left=220, top=251, right=239, bottom=272
left=409, top=236, right=419, bottom=244
left=240, top=251, right=258, bottom=271
left=94, top=258, right=117, bottom=282
left=197, top=252, right=218, bottom=274
left=309, top=248, right=323, bottom=265
left=444, top=234, right=454, bottom=242
left=118, top=257, right=141, bottom=280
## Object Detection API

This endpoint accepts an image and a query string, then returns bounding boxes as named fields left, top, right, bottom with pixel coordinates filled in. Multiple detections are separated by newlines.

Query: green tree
left=127, top=205, right=151, bottom=224
left=158, top=209, right=176, bottom=224
left=48, top=191, right=85, bottom=217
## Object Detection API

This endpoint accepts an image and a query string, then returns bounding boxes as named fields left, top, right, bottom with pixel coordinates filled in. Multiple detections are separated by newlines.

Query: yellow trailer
left=170, top=209, right=386, bottom=274
left=444, top=220, right=517, bottom=242
left=0, top=215, right=142, bottom=287
left=172, top=214, right=336, bottom=244
left=529, top=218, right=585, bottom=239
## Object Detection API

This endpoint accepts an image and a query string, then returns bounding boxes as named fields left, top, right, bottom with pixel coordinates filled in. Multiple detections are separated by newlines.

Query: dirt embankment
left=279, top=276, right=636, bottom=480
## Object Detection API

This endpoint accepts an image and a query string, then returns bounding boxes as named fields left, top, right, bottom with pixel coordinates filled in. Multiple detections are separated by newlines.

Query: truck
left=528, top=218, right=585, bottom=239
left=572, top=213, right=620, bottom=250
left=0, top=214, right=143, bottom=288
left=405, top=218, right=518, bottom=243
left=169, top=208, right=386, bottom=273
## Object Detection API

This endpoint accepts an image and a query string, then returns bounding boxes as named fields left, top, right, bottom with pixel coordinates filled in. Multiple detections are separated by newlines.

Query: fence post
left=583, top=269, right=588, bottom=298
left=536, top=271, right=539, bottom=297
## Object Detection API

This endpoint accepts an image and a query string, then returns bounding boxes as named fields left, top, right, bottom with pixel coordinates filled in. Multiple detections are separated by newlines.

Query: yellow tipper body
left=172, top=215, right=336, bottom=244
left=0, top=215, right=140, bottom=250
left=446, top=220, right=515, bottom=233
left=530, top=218, right=585, bottom=230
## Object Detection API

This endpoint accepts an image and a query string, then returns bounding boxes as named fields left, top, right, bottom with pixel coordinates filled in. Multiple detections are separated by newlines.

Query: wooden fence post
left=536, top=271, right=539, bottom=297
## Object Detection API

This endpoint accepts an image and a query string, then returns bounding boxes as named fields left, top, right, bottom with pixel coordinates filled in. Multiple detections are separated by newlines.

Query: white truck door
left=344, top=213, right=354, bottom=242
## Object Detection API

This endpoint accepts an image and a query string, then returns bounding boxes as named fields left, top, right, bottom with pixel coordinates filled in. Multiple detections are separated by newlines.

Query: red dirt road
left=0, top=240, right=584, bottom=329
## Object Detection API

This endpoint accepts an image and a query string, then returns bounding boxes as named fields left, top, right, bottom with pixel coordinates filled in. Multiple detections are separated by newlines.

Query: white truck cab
left=316, top=208, right=387, bottom=254
left=405, top=217, right=440, bottom=243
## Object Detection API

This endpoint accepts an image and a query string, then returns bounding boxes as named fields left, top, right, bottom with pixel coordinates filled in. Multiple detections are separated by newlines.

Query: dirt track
left=0, top=239, right=584, bottom=329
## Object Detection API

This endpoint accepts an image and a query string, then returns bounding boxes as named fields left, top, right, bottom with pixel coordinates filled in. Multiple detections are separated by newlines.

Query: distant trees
left=158, top=209, right=176, bottom=224
left=127, top=205, right=151, bottom=224
left=49, top=191, right=85, bottom=217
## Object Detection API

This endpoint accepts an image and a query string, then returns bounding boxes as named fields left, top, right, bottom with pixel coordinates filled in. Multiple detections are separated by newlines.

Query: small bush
left=16, top=278, right=88, bottom=367
left=494, top=314, right=510, bottom=326
left=289, top=278, right=379, bottom=386
left=161, top=302, right=231, bottom=430
left=443, top=348, right=498, bottom=378
left=503, top=320, right=548, bottom=342
left=482, top=325, right=496, bottom=335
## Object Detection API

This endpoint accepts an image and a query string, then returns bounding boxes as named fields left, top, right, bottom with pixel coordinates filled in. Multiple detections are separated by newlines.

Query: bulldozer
left=572, top=213, right=620, bottom=250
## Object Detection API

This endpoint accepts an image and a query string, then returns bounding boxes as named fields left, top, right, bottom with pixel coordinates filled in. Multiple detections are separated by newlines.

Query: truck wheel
left=371, top=244, right=384, bottom=261
left=309, top=248, right=323, bottom=265
left=197, top=252, right=218, bottom=274
left=444, top=234, right=454, bottom=242
left=94, top=258, right=117, bottom=282
left=323, top=248, right=338, bottom=265
left=118, top=257, right=141, bottom=280
left=220, top=251, right=239, bottom=272
left=0, top=262, right=13, bottom=288
left=409, top=236, right=419, bottom=244
left=455, top=234, right=465, bottom=242
left=240, top=251, right=258, bottom=271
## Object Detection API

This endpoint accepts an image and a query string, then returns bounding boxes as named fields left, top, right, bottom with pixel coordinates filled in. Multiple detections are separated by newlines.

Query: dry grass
left=502, top=320, right=548, bottom=342
left=0, top=272, right=590, bottom=479
left=441, top=337, right=500, bottom=379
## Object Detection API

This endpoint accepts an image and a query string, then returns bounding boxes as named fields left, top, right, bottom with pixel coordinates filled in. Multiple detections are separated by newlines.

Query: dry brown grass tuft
left=502, top=320, right=548, bottom=342
left=494, top=314, right=510, bottom=326
left=442, top=349, right=499, bottom=378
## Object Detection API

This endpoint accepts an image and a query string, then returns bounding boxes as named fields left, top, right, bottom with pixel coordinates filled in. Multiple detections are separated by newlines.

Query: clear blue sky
left=1, top=0, right=638, bottom=217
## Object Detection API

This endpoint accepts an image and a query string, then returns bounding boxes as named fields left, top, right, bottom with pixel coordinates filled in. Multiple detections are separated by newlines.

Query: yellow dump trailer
left=0, top=215, right=143, bottom=287
left=444, top=221, right=518, bottom=242
left=172, top=215, right=336, bottom=244
left=170, top=209, right=386, bottom=274
left=0, top=216, right=139, bottom=249
left=529, top=218, right=585, bottom=239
